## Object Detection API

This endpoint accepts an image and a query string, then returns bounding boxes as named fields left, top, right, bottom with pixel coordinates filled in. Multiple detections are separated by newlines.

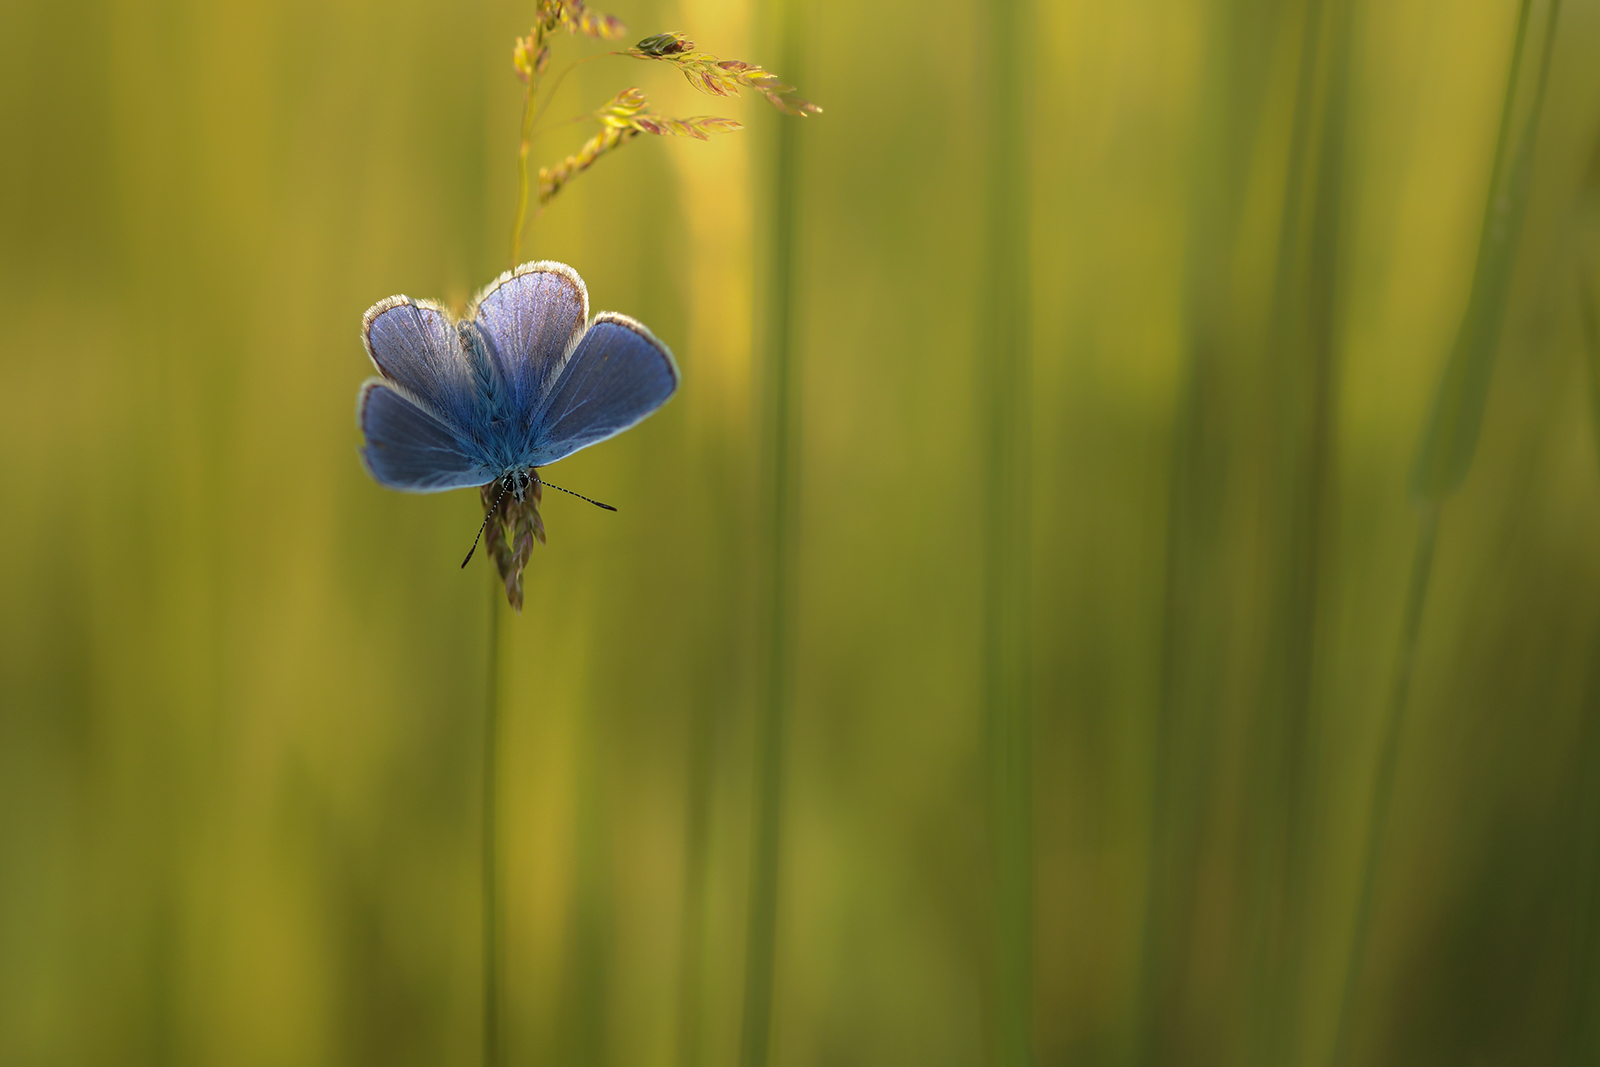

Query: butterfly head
left=507, top=467, right=535, bottom=502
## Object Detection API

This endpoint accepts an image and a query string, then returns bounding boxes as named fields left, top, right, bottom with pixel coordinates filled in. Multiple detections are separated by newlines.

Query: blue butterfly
left=356, top=261, right=679, bottom=508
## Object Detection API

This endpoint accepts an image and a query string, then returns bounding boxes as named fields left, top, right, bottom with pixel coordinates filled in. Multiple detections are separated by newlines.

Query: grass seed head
left=624, top=34, right=821, bottom=116
left=540, top=0, right=626, bottom=40
left=536, top=88, right=740, bottom=205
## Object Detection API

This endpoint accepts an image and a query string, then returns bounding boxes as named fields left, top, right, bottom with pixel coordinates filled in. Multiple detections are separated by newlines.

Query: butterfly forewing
left=470, top=262, right=589, bottom=419
left=363, top=298, right=481, bottom=432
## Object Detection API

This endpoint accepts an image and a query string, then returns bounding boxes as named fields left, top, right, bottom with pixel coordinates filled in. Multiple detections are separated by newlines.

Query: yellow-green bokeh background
left=4, top=0, right=1600, bottom=1064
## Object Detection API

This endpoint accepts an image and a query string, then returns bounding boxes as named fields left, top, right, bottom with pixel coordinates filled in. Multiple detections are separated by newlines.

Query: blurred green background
left=5, top=0, right=1600, bottom=1064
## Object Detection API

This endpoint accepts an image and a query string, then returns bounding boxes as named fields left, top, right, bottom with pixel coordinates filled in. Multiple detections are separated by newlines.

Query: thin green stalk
left=483, top=575, right=502, bottom=1067
left=1325, top=504, right=1437, bottom=1067
left=512, top=74, right=539, bottom=267
left=1242, top=6, right=1324, bottom=1054
left=1132, top=370, right=1197, bottom=1067
left=528, top=54, right=609, bottom=137
left=738, top=8, right=802, bottom=1067
left=980, top=0, right=1033, bottom=1060
left=511, top=52, right=610, bottom=265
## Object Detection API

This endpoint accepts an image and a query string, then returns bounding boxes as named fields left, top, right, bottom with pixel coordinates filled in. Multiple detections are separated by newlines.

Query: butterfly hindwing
left=358, top=380, right=493, bottom=492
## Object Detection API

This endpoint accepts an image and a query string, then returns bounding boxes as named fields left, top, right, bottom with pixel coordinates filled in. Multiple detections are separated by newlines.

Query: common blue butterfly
left=356, top=259, right=678, bottom=512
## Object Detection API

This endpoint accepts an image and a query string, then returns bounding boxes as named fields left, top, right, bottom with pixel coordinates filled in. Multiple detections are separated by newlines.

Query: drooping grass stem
left=1407, top=0, right=1558, bottom=500
left=483, top=575, right=503, bottom=1067
left=738, top=7, right=803, bottom=1067
left=1328, top=1, right=1560, bottom=1061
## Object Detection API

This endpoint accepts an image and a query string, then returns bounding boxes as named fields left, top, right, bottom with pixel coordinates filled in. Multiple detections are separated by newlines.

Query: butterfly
left=356, top=260, right=678, bottom=510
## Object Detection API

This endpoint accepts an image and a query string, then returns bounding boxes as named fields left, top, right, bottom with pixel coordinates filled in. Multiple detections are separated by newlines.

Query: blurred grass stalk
left=1327, top=1, right=1561, bottom=1063
left=1585, top=271, right=1600, bottom=452
left=1245, top=0, right=1352, bottom=1063
left=739, top=2, right=804, bottom=1066
left=483, top=576, right=503, bottom=1067
left=1135, top=2, right=1279, bottom=1060
left=1574, top=266, right=1600, bottom=1065
left=980, top=0, right=1034, bottom=1061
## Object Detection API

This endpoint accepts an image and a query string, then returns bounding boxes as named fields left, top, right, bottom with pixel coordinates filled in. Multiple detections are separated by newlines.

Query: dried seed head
left=481, top=473, right=546, bottom=612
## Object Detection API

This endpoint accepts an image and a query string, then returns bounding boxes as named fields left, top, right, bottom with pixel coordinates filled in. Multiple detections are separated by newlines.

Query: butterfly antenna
left=538, top=478, right=617, bottom=511
left=461, top=478, right=514, bottom=569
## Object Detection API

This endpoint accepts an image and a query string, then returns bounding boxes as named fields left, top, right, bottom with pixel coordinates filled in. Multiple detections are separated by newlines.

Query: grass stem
left=1569, top=272, right=1600, bottom=1066
left=1130, top=8, right=1292, bottom=1060
left=1246, top=3, right=1352, bottom=1062
left=1325, top=504, right=1437, bottom=1067
left=738, top=8, right=803, bottom=1067
left=980, top=0, right=1033, bottom=1060
left=483, top=574, right=502, bottom=1067
left=512, top=77, right=537, bottom=268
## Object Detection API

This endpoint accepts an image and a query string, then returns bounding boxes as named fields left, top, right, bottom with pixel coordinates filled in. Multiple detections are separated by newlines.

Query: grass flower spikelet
left=537, top=88, right=741, bottom=206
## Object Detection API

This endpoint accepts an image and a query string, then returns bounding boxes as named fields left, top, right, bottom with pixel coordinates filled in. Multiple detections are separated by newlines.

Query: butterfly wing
left=357, top=380, right=494, bottom=492
left=468, top=262, right=589, bottom=420
left=359, top=266, right=674, bottom=485
left=528, top=312, right=680, bottom=467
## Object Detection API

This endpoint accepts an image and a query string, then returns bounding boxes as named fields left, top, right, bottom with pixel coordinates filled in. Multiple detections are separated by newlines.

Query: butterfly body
left=356, top=261, right=679, bottom=494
